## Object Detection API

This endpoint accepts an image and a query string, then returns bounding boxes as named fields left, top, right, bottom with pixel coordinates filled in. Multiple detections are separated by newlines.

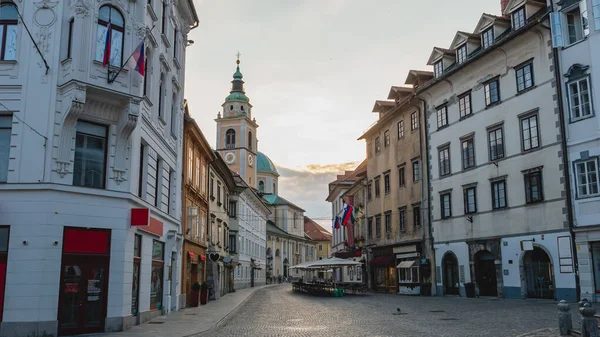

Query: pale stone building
left=421, top=1, right=576, bottom=300
left=548, top=0, right=600, bottom=301
left=0, top=0, right=198, bottom=335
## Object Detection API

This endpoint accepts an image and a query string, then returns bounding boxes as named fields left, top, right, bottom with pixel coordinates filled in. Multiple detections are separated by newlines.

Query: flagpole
left=108, top=24, right=156, bottom=84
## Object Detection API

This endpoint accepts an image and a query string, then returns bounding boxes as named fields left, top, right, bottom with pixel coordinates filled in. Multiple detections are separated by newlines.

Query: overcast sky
left=185, top=0, right=501, bottom=227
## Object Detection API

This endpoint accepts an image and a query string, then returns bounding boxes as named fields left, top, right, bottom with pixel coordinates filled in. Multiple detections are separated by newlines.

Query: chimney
left=500, top=0, right=510, bottom=18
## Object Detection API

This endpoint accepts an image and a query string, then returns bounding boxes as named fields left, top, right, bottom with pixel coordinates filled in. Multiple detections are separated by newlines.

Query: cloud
left=274, top=162, right=360, bottom=228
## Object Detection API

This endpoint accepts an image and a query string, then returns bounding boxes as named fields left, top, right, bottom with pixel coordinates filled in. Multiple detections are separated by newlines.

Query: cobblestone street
left=199, top=285, right=563, bottom=337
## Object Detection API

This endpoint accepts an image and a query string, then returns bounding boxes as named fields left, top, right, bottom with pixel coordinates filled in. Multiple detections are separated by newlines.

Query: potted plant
left=190, top=282, right=201, bottom=307
left=464, top=282, right=476, bottom=298
left=200, top=282, right=209, bottom=305
left=420, top=282, right=432, bottom=296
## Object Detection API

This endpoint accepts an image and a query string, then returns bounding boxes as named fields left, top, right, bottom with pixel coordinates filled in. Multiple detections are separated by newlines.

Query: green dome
left=225, top=92, right=250, bottom=103
left=257, top=152, right=279, bottom=176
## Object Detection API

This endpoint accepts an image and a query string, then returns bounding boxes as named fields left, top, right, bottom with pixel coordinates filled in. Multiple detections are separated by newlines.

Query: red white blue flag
left=126, top=41, right=145, bottom=76
left=334, top=216, right=341, bottom=229
left=102, top=22, right=112, bottom=67
left=341, top=205, right=353, bottom=226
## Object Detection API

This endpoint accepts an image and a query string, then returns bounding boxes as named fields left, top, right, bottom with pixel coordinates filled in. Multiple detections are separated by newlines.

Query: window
left=367, top=218, right=373, bottom=239
left=96, top=5, right=124, bottom=66
left=195, top=155, right=200, bottom=189
left=398, top=120, right=404, bottom=138
left=173, top=28, right=178, bottom=59
left=436, top=106, right=448, bottom=128
left=398, top=166, right=405, bottom=187
left=143, top=49, right=151, bottom=97
left=568, top=77, right=593, bottom=120
left=459, top=93, right=472, bottom=118
left=0, top=3, right=17, bottom=61
left=0, top=115, right=11, bottom=183
left=484, top=79, right=500, bottom=106
left=412, top=160, right=420, bottom=181
left=132, top=234, right=142, bottom=315
left=461, top=138, right=475, bottom=170
left=482, top=28, right=494, bottom=49
left=375, top=137, right=381, bottom=154
left=399, top=209, right=406, bottom=231
left=367, top=182, right=372, bottom=200
left=161, top=0, right=167, bottom=34
left=516, top=62, right=534, bottom=92
left=217, top=181, right=221, bottom=205
left=248, top=131, right=253, bottom=151
left=456, top=45, right=467, bottom=64
left=384, top=130, right=390, bottom=148
left=210, top=174, right=214, bottom=198
left=154, top=159, right=161, bottom=207
left=158, top=73, right=165, bottom=119
left=434, top=61, right=443, bottom=78
left=593, top=0, right=600, bottom=31
left=463, top=186, right=477, bottom=214
left=166, top=169, right=173, bottom=213
left=150, top=240, right=164, bottom=310
left=258, top=180, right=265, bottom=193
left=411, top=112, right=418, bottom=130
left=170, top=92, right=178, bottom=136
left=138, top=144, right=145, bottom=197
left=575, top=159, right=599, bottom=197
left=398, top=262, right=419, bottom=284
left=374, top=177, right=381, bottom=198
left=318, top=244, right=323, bottom=251
left=226, top=129, right=236, bottom=148
left=521, top=114, right=540, bottom=151
left=66, top=18, right=74, bottom=60
left=566, top=6, right=585, bottom=45
left=488, top=126, right=505, bottom=161
left=438, top=145, right=451, bottom=177
left=512, top=6, right=526, bottom=30
left=440, top=193, right=452, bottom=219
left=74, top=121, right=107, bottom=189
left=524, top=169, right=544, bottom=203
left=385, top=212, right=391, bottom=234
left=413, top=205, right=421, bottom=227
left=384, top=172, right=390, bottom=194
left=492, top=179, right=507, bottom=209
left=375, top=215, right=381, bottom=238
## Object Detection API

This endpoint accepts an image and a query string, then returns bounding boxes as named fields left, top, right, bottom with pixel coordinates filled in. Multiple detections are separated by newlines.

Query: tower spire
left=231, top=53, right=245, bottom=93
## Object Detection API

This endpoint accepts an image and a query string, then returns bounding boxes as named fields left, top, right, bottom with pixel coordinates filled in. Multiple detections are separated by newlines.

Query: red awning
left=369, top=255, right=395, bottom=267
left=188, top=252, right=195, bottom=258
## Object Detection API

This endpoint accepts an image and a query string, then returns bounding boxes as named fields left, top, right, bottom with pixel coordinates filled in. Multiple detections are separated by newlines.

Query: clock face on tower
left=224, top=152, right=236, bottom=164
left=248, top=154, right=254, bottom=166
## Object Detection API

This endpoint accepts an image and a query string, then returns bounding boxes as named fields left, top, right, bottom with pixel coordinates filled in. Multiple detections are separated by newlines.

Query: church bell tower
left=215, top=55, right=259, bottom=188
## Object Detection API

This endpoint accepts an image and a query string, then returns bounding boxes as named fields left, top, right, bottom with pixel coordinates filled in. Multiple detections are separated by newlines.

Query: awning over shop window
left=396, top=260, right=415, bottom=269
left=369, top=255, right=395, bottom=267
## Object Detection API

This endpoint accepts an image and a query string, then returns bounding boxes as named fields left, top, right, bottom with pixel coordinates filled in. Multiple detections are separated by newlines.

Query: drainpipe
left=541, top=14, right=580, bottom=301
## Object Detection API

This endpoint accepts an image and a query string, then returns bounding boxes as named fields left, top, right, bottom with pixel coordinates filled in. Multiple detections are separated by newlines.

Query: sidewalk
left=87, top=284, right=280, bottom=337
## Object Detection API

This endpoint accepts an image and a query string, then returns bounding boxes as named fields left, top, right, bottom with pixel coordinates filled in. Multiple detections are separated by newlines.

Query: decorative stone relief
left=134, top=21, right=146, bottom=39
left=83, top=100, right=120, bottom=124
left=71, top=0, right=91, bottom=18
left=55, top=83, right=86, bottom=177
left=112, top=98, right=141, bottom=181
left=34, top=27, right=52, bottom=69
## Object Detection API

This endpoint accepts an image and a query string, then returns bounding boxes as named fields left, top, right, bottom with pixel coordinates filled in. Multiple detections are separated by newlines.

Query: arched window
left=96, top=5, right=124, bottom=66
left=226, top=129, right=236, bottom=148
left=275, top=249, right=280, bottom=257
left=258, top=181, right=264, bottom=193
left=0, top=3, right=18, bottom=61
left=248, top=131, right=252, bottom=151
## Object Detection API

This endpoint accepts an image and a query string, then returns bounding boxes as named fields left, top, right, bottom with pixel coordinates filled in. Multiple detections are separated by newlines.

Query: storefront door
left=58, top=256, right=109, bottom=335
left=58, top=228, right=110, bottom=336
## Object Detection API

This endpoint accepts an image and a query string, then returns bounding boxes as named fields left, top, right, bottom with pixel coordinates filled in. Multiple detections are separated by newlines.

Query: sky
left=185, top=0, right=501, bottom=227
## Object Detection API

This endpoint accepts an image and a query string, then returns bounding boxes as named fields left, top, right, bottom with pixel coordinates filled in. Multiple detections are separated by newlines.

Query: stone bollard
left=580, top=302, right=600, bottom=337
left=558, top=300, right=572, bottom=335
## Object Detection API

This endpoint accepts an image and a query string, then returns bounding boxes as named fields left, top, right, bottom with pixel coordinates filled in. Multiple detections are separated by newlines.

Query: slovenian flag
left=334, top=216, right=341, bottom=229
left=341, top=205, right=354, bottom=226
left=102, top=21, right=112, bottom=67
left=127, top=41, right=145, bottom=76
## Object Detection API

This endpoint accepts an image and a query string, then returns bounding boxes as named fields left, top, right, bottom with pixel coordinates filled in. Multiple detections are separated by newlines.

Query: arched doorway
left=283, top=258, right=289, bottom=278
left=523, top=247, right=554, bottom=299
left=442, top=252, right=460, bottom=295
left=474, top=250, right=497, bottom=296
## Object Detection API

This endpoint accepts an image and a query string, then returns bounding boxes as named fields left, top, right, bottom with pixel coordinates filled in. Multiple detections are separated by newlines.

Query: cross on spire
left=236, top=51, right=241, bottom=64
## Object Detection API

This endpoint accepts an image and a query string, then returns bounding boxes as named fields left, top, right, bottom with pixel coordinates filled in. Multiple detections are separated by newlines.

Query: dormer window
left=434, top=61, right=443, bottom=78
left=512, top=6, right=526, bottom=30
left=482, top=28, right=494, bottom=49
left=456, top=45, right=467, bottom=65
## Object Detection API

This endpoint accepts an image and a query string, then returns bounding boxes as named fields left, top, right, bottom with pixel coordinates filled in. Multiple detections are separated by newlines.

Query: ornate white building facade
left=0, top=0, right=197, bottom=335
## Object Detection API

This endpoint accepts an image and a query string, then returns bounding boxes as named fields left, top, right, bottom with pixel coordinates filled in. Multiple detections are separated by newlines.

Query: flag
left=126, top=40, right=145, bottom=76
left=341, top=205, right=353, bottom=226
left=334, top=216, right=340, bottom=229
left=102, top=22, right=112, bottom=67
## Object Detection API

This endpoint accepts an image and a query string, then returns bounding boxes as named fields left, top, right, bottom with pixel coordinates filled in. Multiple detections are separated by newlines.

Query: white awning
left=396, top=260, right=415, bottom=269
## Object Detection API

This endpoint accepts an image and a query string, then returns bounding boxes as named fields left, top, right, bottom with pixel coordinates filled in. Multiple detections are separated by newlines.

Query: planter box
left=200, top=289, right=209, bottom=305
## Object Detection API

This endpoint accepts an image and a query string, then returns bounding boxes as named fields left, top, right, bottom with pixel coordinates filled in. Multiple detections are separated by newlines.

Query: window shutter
left=593, top=0, right=600, bottom=31
left=550, top=12, right=564, bottom=48
left=581, top=0, right=590, bottom=36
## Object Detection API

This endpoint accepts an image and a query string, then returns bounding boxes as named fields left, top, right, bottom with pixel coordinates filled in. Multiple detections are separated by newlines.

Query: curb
left=185, top=284, right=282, bottom=337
